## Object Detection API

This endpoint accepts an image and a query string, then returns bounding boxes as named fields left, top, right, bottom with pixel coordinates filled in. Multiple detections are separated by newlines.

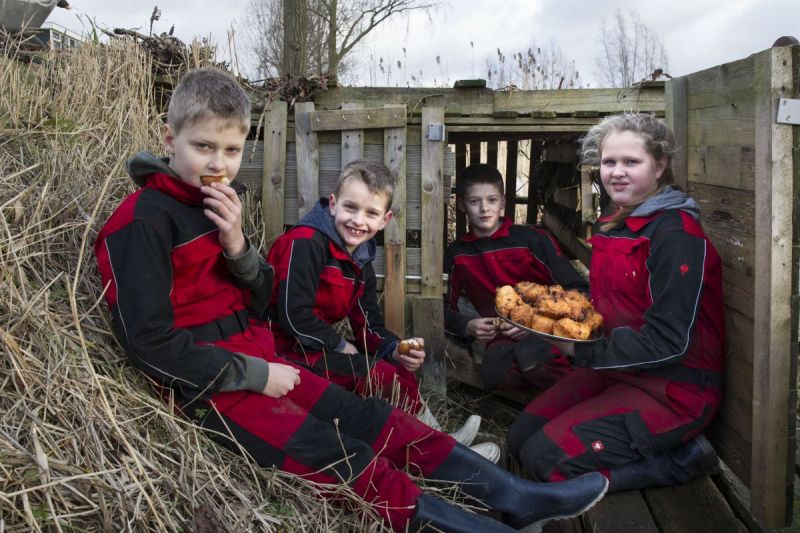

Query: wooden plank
left=294, top=102, right=319, bottom=219
left=260, top=103, right=287, bottom=245
left=313, top=86, right=494, bottom=116
left=580, top=168, right=595, bottom=226
left=505, top=140, right=518, bottom=218
left=687, top=145, right=755, bottom=191
left=493, top=86, right=664, bottom=115
left=582, top=491, right=658, bottom=533
left=684, top=54, right=756, bottom=110
left=686, top=103, right=755, bottom=148
left=340, top=102, right=364, bottom=165
left=644, top=476, right=748, bottom=533
left=750, top=45, right=795, bottom=528
left=487, top=140, right=498, bottom=167
left=412, top=296, right=446, bottom=395
left=469, top=142, right=481, bottom=165
left=454, top=143, right=467, bottom=239
left=309, top=106, right=406, bottom=131
left=665, top=76, right=688, bottom=191
left=420, top=106, right=445, bottom=297
left=527, top=141, right=542, bottom=224
left=383, top=104, right=407, bottom=336
left=543, top=210, right=591, bottom=267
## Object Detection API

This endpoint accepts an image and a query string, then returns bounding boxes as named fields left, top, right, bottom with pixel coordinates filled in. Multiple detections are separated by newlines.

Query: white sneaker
left=469, top=442, right=501, bottom=464
left=450, top=414, right=481, bottom=447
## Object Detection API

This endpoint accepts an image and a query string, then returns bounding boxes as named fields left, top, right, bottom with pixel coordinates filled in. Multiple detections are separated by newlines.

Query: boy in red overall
left=507, top=113, right=723, bottom=491
left=95, top=69, right=609, bottom=531
left=267, top=160, right=493, bottom=457
left=445, top=163, right=587, bottom=391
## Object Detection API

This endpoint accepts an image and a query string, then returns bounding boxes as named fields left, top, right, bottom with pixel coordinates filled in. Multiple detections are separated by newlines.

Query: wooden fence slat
left=261, top=101, right=288, bottom=245
left=455, top=143, right=467, bottom=239
left=469, top=142, right=481, bottom=165
left=505, top=140, right=518, bottom=219
left=294, top=102, right=319, bottom=219
left=750, top=45, right=795, bottom=528
left=341, top=102, right=364, bottom=166
left=383, top=104, right=407, bottom=336
left=527, top=141, right=542, bottom=224
left=420, top=106, right=445, bottom=297
left=412, top=296, right=446, bottom=395
left=665, top=76, right=688, bottom=192
left=309, top=106, right=407, bottom=131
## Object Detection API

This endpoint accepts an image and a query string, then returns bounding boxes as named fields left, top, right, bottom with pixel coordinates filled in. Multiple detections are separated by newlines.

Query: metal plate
left=777, top=98, right=800, bottom=125
left=495, top=308, right=604, bottom=344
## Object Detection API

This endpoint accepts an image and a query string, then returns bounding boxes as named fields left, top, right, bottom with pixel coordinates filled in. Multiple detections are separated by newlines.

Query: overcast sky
left=45, top=0, right=799, bottom=87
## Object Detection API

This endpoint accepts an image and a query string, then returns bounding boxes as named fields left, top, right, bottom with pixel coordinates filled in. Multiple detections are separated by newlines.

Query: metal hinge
left=776, top=98, right=800, bottom=125
left=427, top=123, right=445, bottom=141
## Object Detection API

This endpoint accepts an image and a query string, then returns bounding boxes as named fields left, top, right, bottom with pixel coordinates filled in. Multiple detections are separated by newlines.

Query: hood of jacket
left=297, top=199, right=377, bottom=268
left=630, top=185, right=700, bottom=220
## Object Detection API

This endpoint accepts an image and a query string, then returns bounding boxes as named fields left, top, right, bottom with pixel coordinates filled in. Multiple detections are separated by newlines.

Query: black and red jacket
left=94, top=152, right=274, bottom=396
left=444, top=217, right=588, bottom=340
left=574, top=190, right=724, bottom=375
left=267, top=199, right=398, bottom=359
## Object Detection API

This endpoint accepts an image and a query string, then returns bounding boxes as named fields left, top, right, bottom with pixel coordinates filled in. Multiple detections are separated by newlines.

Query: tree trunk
left=282, top=0, right=308, bottom=77
left=326, top=0, right=338, bottom=75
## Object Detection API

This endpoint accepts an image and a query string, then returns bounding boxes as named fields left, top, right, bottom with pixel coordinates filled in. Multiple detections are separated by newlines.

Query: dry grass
left=0, top=39, right=397, bottom=532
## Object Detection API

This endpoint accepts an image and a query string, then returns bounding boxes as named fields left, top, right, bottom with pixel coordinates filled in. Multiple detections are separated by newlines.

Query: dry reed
left=0, top=39, right=396, bottom=532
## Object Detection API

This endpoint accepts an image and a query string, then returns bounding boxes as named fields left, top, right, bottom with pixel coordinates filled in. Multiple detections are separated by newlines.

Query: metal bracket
left=776, top=98, right=800, bottom=125
left=427, top=123, right=445, bottom=141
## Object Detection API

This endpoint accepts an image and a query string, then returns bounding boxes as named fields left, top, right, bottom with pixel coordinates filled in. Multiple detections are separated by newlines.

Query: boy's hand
left=202, top=182, right=247, bottom=257
left=263, top=363, right=301, bottom=398
left=466, top=318, right=499, bottom=341
left=499, top=321, right=529, bottom=341
left=394, top=337, right=425, bottom=372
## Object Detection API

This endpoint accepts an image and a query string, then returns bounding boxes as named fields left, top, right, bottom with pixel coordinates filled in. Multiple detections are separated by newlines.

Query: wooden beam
left=543, top=210, right=591, bottom=267
left=469, top=142, right=481, bottom=165
left=527, top=141, right=542, bottom=224
left=420, top=106, right=445, bottom=297
left=309, top=106, right=407, bottom=131
left=665, top=76, right=689, bottom=191
left=455, top=143, right=467, bottom=239
left=261, top=101, right=287, bottom=245
left=492, top=85, right=665, bottom=115
left=294, top=102, right=319, bottom=219
left=580, top=168, right=595, bottom=228
left=487, top=140, right=498, bottom=167
left=750, top=45, right=795, bottom=529
left=505, top=140, right=518, bottom=219
left=383, top=104, right=407, bottom=336
left=340, top=102, right=364, bottom=165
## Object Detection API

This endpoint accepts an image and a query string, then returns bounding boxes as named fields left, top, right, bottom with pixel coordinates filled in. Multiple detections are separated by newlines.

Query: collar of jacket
left=460, top=216, right=513, bottom=242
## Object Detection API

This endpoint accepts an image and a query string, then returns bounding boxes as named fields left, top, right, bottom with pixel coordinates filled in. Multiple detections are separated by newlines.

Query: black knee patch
left=310, top=384, right=392, bottom=444
left=507, top=411, right=549, bottom=458
left=518, top=431, right=568, bottom=481
left=314, top=349, right=373, bottom=377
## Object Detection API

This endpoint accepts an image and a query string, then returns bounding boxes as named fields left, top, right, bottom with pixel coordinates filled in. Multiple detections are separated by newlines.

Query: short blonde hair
left=335, top=160, right=395, bottom=210
left=167, top=68, right=250, bottom=134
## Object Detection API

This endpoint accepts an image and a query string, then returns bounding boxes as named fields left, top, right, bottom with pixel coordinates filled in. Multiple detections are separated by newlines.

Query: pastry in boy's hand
left=200, top=175, right=231, bottom=186
left=398, top=338, right=423, bottom=355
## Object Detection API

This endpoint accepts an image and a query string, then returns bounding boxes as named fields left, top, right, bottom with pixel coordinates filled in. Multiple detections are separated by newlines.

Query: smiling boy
left=445, top=163, right=589, bottom=391
left=267, top=160, right=494, bottom=455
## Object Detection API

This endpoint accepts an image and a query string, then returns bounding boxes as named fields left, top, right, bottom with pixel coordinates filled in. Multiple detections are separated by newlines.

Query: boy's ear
left=380, top=210, right=393, bottom=229
left=456, top=198, right=466, bottom=213
left=164, top=124, right=175, bottom=155
left=328, top=193, right=337, bottom=214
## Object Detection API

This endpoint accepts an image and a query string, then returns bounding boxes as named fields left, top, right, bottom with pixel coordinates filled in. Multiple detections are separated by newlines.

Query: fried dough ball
left=585, top=310, right=604, bottom=332
left=529, top=314, right=555, bottom=334
left=510, top=304, right=536, bottom=328
left=200, top=175, right=231, bottom=186
left=535, top=296, right=573, bottom=319
left=553, top=318, right=593, bottom=340
left=515, top=281, right=548, bottom=303
left=496, top=285, right=523, bottom=317
left=398, top=338, right=423, bottom=355
left=563, top=289, right=591, bottom=307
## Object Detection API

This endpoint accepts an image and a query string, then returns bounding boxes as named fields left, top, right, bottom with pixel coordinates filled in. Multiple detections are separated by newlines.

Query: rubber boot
left=418, top=405, right=481, bottom=446
left=608, top=434, right=720, bottom=493
left=410, top=494, right=515, bottom=532
left=430, top=443, right=608, bottom=531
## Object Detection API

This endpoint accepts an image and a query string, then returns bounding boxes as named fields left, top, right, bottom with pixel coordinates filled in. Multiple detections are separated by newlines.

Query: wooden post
left=261, top=101, right=287, bottom=246
left=469, top=142, right=481, bottom=165
left=526, top=141, right=542, bottom=224
left=665, top=76, right=689, bottom=192
left=294, top=101, right=319, bottom=219
left=505, top=139, right=518, bottom=221
left=383, top=104, right=407, bottom=336
left=454, top=142, right=467, bottom=239
left=580, top=167, right=595, bottom=240
left=486, top=140, right=498, bottom=167
left=750, top=46, right=795, bottom=529
left=418, top=105, right=446, bottom=392
left=341, top=102, right=364, bottom=165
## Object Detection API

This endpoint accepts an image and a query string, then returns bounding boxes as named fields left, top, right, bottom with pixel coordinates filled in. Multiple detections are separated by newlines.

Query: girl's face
left=599, top=130, right=667, bottom=208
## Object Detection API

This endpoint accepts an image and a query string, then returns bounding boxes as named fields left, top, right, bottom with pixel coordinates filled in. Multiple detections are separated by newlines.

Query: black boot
left=410, top=494, right=515, bottom=532
left=430, top=443, right=608, bottom=530
left=608, top=434, right=720, bottom=493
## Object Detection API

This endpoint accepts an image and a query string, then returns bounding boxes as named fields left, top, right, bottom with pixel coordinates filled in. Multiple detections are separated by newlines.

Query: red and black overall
left=267, top=199, right=421, bottom=414
left=445, top=217, right=588, bottom=390
left=95, top=159, right=454, bottom=531
left=507, top=206, right=724, bottom=482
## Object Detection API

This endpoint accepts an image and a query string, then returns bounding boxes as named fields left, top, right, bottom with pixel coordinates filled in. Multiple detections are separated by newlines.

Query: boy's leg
left=507, top=367, right=607, bottom=457
left=514, top=381, right=712, bottom=482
